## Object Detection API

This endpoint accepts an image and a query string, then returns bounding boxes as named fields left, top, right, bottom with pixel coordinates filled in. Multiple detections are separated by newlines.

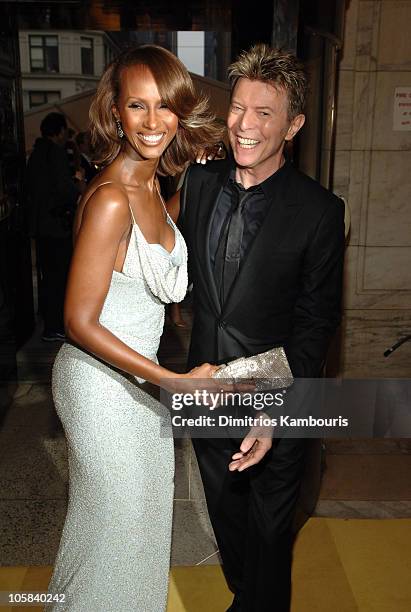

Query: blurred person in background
left=26, top=112, right=84, bottom=341
left=75, top=130, right=99, bottom=183
left=65, top=127, right=81, bottom=177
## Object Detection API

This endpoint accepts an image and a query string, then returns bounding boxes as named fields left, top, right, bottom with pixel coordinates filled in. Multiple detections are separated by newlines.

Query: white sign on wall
left=393, top=87, right=411, bottom=131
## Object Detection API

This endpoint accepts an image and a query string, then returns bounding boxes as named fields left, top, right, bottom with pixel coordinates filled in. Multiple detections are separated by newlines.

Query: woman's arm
left=64, top=184, right=189, bottom=387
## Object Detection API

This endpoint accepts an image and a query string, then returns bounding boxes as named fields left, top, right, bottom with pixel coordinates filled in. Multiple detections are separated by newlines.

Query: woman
left=46, top=45, right=222, bottom=611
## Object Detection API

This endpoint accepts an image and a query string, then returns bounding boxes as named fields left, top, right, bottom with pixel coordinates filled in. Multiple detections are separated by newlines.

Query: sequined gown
left=46, top=203, right=187, bottom=612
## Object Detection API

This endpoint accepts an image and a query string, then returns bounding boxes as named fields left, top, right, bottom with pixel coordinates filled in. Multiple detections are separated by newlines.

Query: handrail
left=304, top=25, right=343, bottom=50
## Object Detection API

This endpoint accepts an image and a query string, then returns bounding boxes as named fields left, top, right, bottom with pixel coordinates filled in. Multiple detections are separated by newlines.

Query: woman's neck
left=115, top=147, right=159, bottom=190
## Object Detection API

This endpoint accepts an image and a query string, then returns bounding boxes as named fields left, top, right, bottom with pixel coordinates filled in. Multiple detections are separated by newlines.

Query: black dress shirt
left=210, top=161, right=290, bottom=301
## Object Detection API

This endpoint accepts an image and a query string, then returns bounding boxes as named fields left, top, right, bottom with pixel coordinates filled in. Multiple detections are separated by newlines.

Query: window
left=29, top=35, right=59, bottom=73
left=28, top=91, right=60, bottom=109
left=81, top=37, right=94, bottom=75
left=177, top=31, right=205, bottom=76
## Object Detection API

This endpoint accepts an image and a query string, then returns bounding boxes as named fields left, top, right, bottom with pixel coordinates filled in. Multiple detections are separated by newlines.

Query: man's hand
left=228, top=417, right=273, bottom=472
left=196, top=142, right=226, bottom=164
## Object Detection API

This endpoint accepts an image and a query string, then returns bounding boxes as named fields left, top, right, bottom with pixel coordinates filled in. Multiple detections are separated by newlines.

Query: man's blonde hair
left=228, top=44, right=307, bottom=119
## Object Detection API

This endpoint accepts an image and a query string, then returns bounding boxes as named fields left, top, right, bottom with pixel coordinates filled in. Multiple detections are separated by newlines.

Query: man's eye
left=259, top=111, right=269, bottom=117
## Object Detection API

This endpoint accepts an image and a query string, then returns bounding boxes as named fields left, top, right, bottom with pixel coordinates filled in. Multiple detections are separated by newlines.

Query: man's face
left=227, top=78, right=304, bottom=174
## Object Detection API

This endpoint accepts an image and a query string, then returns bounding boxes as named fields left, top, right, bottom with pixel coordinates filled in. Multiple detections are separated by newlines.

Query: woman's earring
left=116, top=119, right=124, bottom=139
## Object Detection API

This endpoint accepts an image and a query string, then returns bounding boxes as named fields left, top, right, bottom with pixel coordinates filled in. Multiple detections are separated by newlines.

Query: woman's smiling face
left=113, top=63, right=179, bottom=161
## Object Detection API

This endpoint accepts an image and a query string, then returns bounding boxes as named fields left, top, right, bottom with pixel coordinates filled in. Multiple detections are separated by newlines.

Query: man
left=26, top=112, right=83, bottom=341
left=171, top=44, right=345, bottom=611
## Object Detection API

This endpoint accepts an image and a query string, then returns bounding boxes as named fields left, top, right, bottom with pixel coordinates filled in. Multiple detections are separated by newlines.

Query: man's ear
left=285, top=114, right=305, bottom=141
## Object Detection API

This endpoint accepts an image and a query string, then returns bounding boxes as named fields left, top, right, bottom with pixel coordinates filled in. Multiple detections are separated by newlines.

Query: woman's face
left=113, top=64, right=178, bottom=161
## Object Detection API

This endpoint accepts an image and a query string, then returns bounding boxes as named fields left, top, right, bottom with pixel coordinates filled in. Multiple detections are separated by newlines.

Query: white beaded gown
left=46, top=202, right=187, bottom=612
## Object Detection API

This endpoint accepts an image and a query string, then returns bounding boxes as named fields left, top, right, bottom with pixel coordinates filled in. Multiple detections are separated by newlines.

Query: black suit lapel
left=204, top=184, right=224, bottom=316
left=194, top=168, right=230, bottom=316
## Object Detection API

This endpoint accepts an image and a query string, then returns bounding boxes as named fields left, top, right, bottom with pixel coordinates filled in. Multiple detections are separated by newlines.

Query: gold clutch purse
left=212, top=347, right=293, bottom=391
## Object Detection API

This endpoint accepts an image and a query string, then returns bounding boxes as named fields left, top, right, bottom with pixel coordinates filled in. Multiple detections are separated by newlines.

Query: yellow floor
left=1, top=518, right=410, bottom=611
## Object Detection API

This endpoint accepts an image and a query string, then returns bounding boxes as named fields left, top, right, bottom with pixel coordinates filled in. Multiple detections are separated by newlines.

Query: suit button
left=219, top=320, right=227, bottom=329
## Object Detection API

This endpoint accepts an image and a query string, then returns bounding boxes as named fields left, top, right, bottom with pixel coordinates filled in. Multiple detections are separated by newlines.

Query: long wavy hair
left=89, top=44, right=224, bottom=175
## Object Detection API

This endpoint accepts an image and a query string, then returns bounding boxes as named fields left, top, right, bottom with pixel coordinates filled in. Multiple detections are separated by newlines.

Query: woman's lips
left=137, top=133, right=165, bottom=145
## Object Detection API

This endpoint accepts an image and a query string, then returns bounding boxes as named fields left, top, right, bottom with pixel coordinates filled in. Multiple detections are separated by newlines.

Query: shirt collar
left=227, top=159, right=291, bottom=198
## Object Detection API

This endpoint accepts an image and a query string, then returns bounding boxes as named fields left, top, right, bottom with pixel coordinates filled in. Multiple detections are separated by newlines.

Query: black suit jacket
left=180, top=158, right=345, bottom=378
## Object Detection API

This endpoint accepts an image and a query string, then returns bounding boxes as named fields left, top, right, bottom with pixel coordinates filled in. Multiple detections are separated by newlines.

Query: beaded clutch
left=212, top=347, right=293, bottom=391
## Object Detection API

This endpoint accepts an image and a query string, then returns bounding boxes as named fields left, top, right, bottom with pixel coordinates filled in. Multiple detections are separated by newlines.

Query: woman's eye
left=160, top=103, right=169, bottom=109
left=128, top=103, right=143, bottom=109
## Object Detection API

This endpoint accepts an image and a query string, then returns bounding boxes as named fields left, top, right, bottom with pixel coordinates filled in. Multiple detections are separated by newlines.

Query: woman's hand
left=184, top=363, right=220, bottom=378
left=162, top=362, right=221, bottom=395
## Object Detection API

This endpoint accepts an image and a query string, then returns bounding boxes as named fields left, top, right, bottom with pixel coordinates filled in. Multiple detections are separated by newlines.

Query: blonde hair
left=228, top=44, right=307, bottom=119
left=89, top=44, right=224, bottom=175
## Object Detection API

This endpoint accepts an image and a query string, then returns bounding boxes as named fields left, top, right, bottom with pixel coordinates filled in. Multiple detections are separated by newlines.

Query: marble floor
left=1, top=302, right=411, bottom=567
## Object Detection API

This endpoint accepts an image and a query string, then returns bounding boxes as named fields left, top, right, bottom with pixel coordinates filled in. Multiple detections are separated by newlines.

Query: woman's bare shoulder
left=75, top=174, right=131, bottom=236
left=85, top=170, right=127, bottom=201
left=82, top=167, right=130, bottom=211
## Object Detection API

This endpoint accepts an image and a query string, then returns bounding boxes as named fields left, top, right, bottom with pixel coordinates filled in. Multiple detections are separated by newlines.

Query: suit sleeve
left=284, top=197, right=345, bottom=378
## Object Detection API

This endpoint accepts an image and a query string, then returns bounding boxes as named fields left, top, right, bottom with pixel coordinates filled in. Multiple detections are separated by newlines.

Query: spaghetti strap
left=128, top=202, right=137, bottom=225
left=155, top=181, right=171, bottom=222
left=94, top=181, right=116, bottom=188
left=97, top=180, right=136, bottom=224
